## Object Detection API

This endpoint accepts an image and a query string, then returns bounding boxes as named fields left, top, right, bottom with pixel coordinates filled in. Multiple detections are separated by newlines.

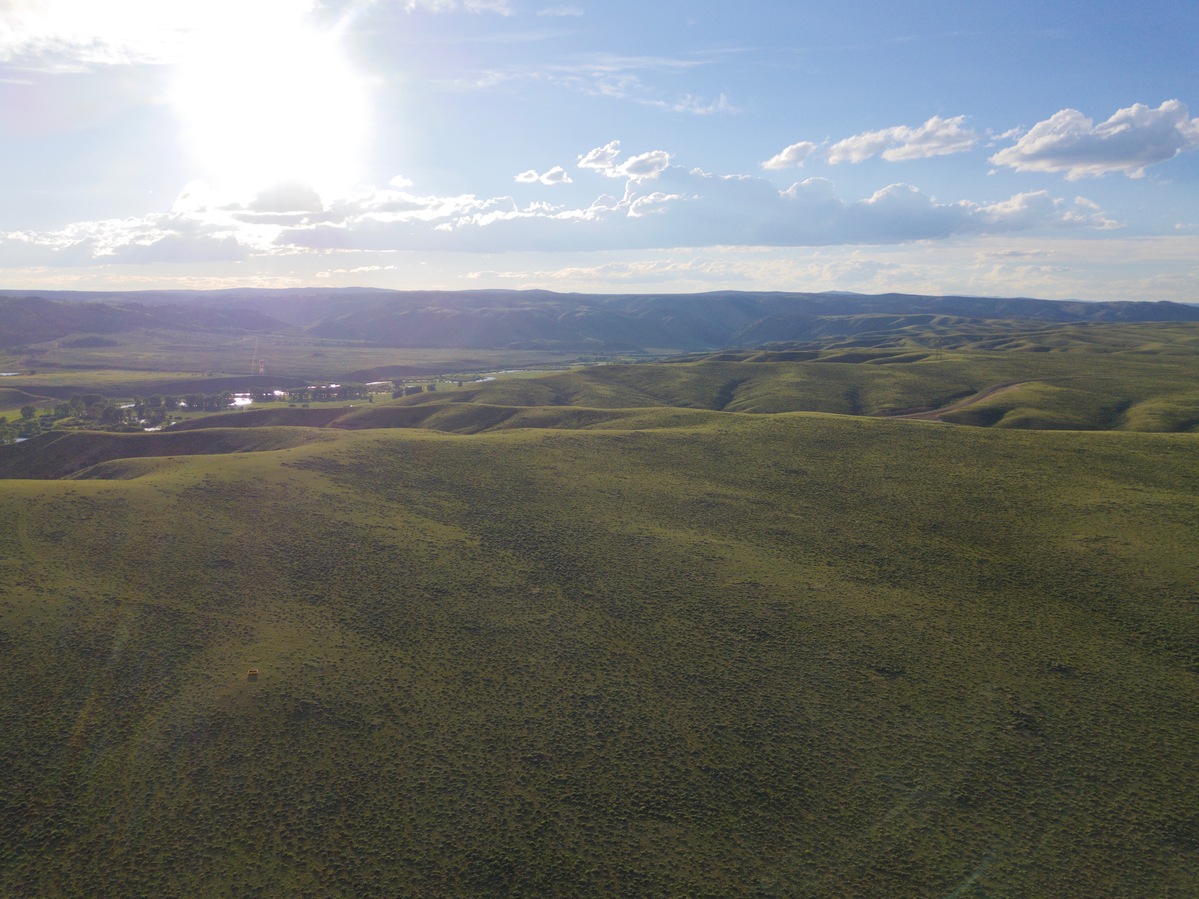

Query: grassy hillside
left=382, top=322, right=1199, bottom=431
left=1, top=412, right=1197, bottom=896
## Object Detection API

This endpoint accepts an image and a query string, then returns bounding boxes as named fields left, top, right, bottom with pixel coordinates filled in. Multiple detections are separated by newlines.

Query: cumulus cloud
left=620, top=151, right=672, bottom=180
left=828, top=115, right=978, bottom=164
left=104, top=233, right=248, bottom=265
left=578, top=141, right=624, bottom=174
left=0, top=211, right=253, bottom=267
left=989, top=100, right=1199, bottom=179
left=515, top=166, right=573, bottom=185
left=0, top=148, right=1121, bottom=269
left=246, top=182, right=325, bottom=214
left=762, top=141, right=820, bottom=170
left=268, top=158, right=1116, bottom=256
left=577, top=141, right=671, bottom=180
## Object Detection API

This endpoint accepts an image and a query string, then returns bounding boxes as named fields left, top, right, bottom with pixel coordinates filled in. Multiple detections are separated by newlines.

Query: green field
left=1, top=320, right=1197, bottom=896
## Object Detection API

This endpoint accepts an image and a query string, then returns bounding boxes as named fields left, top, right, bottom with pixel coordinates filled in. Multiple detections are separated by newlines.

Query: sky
left=2, top=0, right=1198, bottom=301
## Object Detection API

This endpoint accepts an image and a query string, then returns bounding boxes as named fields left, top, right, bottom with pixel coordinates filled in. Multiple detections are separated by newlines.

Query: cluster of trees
left=1, top=404, right=56, bottom=442
left=392, top=382, right=436, bottom=399
left=66, top=393, right=182, bottom=428
left=286, top=384, right=368, bottom=403
left=0, top=415, right=20, bottom=444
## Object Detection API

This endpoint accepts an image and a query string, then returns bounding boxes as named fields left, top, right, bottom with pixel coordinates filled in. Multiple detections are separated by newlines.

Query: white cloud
left=246, top=183, right=326, bottom=214
left=828, top=115, right=978, bottom=164
left=269, top=159, right=1116, bottom=255
left=540, top=166, right=573, bottom=185
left=762, top=141, right=819, bottom=170
left=989, top=100, right=1199, bottom=179
left=317, top=264, right=397, bottom=277
left=0, top=211, right=253, bottom=266
left=976, top=190, right=1119, bottom=231
left=0, top=147, right=1121, bottom=269
left=578, top=141, right=624, bottom=174
left=644, top=92, right=737, bottom=115
left=620, top=150, right=672, bottom=180
left=456, top=233, right=1199, bottom=301
left=495, top=52, right=735, bottom=115
left=577, top=142, right=671, bottom=180
left=402, top=0, right=513, bottom=13
left=516, top=166, right=573, bottom=185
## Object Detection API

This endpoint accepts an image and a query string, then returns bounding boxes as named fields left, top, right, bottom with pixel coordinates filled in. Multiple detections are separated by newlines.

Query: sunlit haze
left=171, top=12, right=370, bottom=201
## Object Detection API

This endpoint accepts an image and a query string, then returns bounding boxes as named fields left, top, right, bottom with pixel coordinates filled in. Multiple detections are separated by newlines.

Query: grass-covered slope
left=386, top=321, right=1199, bottom=431
left=1, top=416, right=1197, bottom=896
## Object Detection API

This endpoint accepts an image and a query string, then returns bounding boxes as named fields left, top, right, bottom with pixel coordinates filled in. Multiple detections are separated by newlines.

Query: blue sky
left=2, top=0, right=1198, bottom=300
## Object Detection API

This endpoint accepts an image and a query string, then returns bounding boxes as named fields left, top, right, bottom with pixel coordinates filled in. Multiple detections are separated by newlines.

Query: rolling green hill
left=371, top=321, right=1199, bottom=432
left=1, top=312, right=1198, bottom=896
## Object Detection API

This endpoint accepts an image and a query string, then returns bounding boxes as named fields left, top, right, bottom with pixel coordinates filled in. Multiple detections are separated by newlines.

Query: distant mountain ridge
left=0, top=295, right=288, bottom=348
left=2, top=288, right=1197, bottom=352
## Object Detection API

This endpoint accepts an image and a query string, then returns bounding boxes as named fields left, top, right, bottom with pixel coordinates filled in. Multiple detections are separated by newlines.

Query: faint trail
left=943, top=848, right=999, bottom=898
left=889, top=381, right=1035, bottom=421
left=14, top=503, right=33, bottom=559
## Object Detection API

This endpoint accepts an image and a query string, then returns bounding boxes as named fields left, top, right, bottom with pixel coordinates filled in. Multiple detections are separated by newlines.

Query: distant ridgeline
left=2, top=288, right=1198, bottom=353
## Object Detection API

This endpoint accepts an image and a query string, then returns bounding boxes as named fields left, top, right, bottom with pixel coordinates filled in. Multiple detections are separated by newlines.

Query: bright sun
left=172, top=14, right=370, bottom=202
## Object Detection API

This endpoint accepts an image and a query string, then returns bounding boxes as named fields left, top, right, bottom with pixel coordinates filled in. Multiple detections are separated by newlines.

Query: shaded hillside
left=297, top=290, right=1199, bottom=351
left=0, top=427, right=337, bottom=480
left=0, top=386, right=54, bottom=410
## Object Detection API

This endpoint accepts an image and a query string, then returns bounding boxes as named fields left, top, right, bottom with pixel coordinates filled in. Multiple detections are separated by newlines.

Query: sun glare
left=172, top=13, right=370, bottom=203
